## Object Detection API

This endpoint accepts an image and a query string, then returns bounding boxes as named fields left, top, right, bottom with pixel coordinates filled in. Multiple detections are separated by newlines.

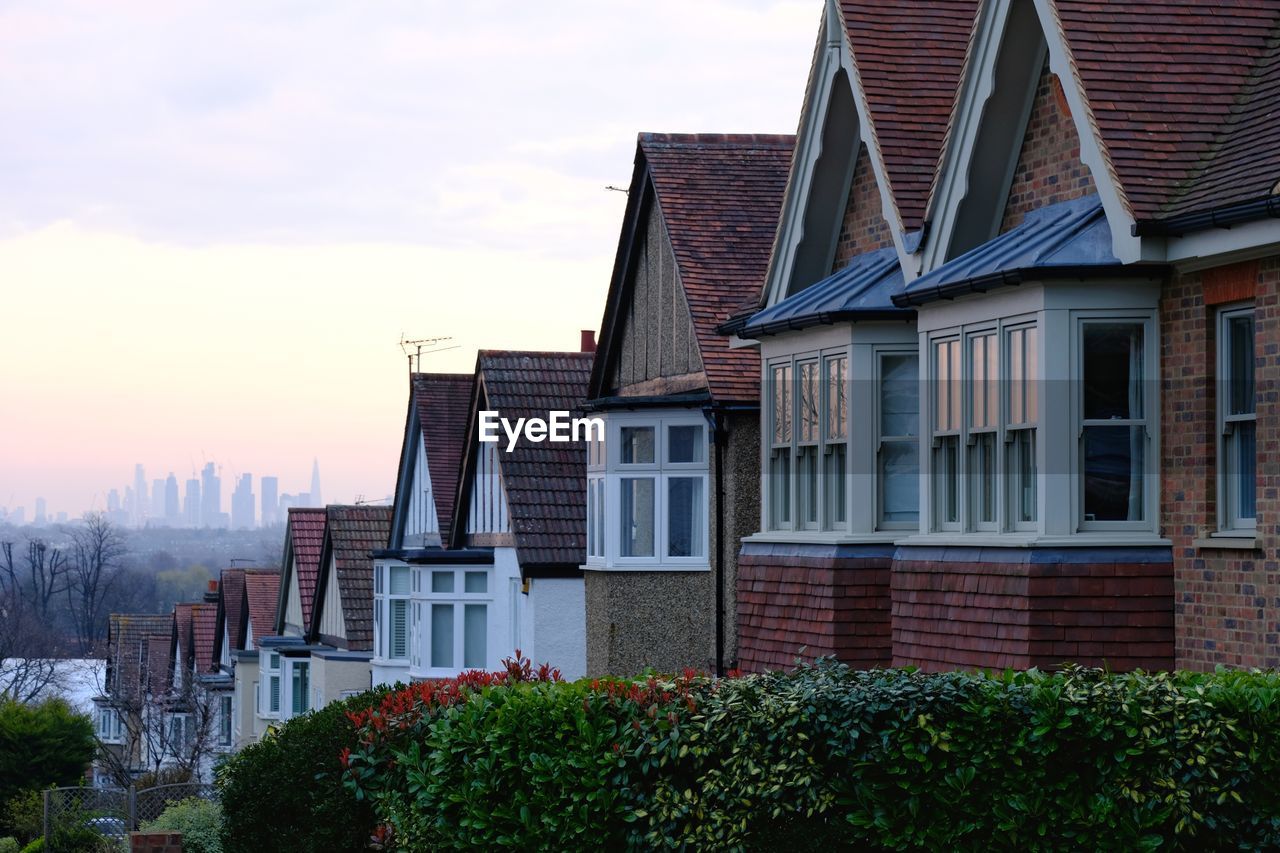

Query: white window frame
left=588, top=412, right=710, bottom=569
left=97, top=707, right=123, bottom=743
left=411, top=566, right=493, bottom=678
left=1074, top=313, right=1157, bottom=532
left=258, top=651, right=281, bottom=719
left=1217, top=303, right=1256, bottom=533
left=373, top=563, right=410, bottom=663
left=284, top=658, right=310, bottom=719
left=875, top=348, right=921, bottom=531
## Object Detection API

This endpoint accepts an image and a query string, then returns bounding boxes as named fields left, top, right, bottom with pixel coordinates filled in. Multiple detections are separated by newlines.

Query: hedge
left=216, top=687, right=389, bottom=853
left=343, top=661, right=1280, bottom=851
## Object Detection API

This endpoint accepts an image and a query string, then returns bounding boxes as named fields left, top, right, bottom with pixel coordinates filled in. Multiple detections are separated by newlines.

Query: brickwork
left=736, top=543, right=892, bottom=672
left=1000, top=63, right=1097, bottom=232
left=130, top=832, right=183, bottom=853
left=891, top=548, right=1174, bottom=671
left=1165, top=255, right=1280, bottom=669
left=831, top=144, right=894, bottom=271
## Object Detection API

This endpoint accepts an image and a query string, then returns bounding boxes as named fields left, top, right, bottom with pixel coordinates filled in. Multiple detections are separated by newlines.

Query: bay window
left=585, top=413, right=709, bottom=568
left=97, top=707, right=123, bottom=743
left=374, top=564, right=410, bottom=661
left=1078, top=320, right=1150, bottom=528
left=769, top=364, right=792, bottom=529
left=1218, top=305, right=1256, bottom=532
left=413, top=567, right=491, bottom=674
left=258, top=652, right=281, bottom=718
left=932, top=338, right=961, bottom=529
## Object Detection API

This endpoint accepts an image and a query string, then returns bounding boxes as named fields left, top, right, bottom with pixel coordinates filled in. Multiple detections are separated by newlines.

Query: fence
left=44, top=783, right=216, bottom=847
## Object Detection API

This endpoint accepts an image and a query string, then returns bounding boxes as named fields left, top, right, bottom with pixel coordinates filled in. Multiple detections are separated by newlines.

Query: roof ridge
left=639, top=132, right=796, bottom=148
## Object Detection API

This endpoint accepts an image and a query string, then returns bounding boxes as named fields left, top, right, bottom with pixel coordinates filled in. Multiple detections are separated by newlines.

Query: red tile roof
left=106, top=613, right=173, bottom=701
left=218, top=568, right=247, bottom=654
left=285, top=507, right=326, bottom=629
left=243, top=571, right=281, bottom=649
left=173, top=603, right=194, bottom=669
left=638, top=133, right=794, bottom=403
left=1056, top=1, right=1280, bottom=220
left=191, top=603, right=217, bottom=674
left=464, top=351, right=594, bottom=568
left=146, top=635, right=172, bottom=697
left=409, top=372, right=474, bottom=541
left=312, top=505, right=392, bottom=651
left=839, top=0, right=979, bottom=231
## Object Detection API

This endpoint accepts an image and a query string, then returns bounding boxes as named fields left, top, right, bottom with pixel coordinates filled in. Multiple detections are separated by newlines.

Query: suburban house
left=584, top=133, right=792, bottom=676
left=212, top=566, right=282, bottom=748
left=736, top=0, right=1280, bottom=673
left=371, top=372, right=473, bottom=686
left=93, top=614, right=172, bottom=785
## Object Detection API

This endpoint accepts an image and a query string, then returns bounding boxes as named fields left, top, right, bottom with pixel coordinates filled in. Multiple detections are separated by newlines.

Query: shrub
left=215, top=687, right=390, bottom=853
left=0, top=699, right=95, bottom=809
left=143, top=797, right=222, bottom=853
left=0, top=836, right=20, bottom=853
left=345, top=662, right=1280, bottom=850
left=1, top=790, right=42, bottom=844
left=17, top=838, right=40, bottom=853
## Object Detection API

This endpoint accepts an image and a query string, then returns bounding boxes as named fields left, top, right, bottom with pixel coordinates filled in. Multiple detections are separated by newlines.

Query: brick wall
left=737, top=543, right=892, bottom=672
left=131, top=832, right=182, bottom=853
left=892, top=547, right=1174, bottom=671
left=1165, top=256, right=1280, bottom=669
left=1000, top=63, right=1097, bottom=232
left=831, top=144, right=893, bottom=271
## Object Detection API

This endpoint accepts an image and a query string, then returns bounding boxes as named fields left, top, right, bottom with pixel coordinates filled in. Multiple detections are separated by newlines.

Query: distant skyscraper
left=201, top=463, right=221, bottom=528
left=165, top=474, right=180, bottom=526
left=231, top=474, right=255, bottom=530
left=107, top=489, right=121, bottom=514
left=184, top=479, right=201, bottom=527
left=34, top=497, right=47, bottom=526
left=310, top=459, right=322, bottom=508
left=260, top=476, right=279, bottom=527
left=151, top=479, right=164, bottom=525
left=134, top=464, right=148, bottom=526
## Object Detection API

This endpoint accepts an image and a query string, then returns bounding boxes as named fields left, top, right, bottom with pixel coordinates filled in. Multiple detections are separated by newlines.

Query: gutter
left=1132, top=194, right=1280, bottom=237
left=583, top=391, right=711, bottom=412
left=892, top=263, right=1170, bottom=308
left=741, top=308, right=913, bottom=339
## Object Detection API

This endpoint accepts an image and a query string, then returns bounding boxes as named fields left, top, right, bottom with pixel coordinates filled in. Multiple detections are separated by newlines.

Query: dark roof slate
left=285, top=507, right=326, bottom=628
left=410, top=372, right=474, bottom=541
left=218, top=568, right=247, bottom=653
left=639, top=133, right=794, bottom=402
left=314, top=505, right=392, bottom=651
left=106, top=613, right=172, bottom=700
left=472, top=351, right=594, bottom=567
left=244, top=571, right=281, bottom=649
left=742, top=246, right=909, bottom=336
left=192, top=603, right=217, bottom=674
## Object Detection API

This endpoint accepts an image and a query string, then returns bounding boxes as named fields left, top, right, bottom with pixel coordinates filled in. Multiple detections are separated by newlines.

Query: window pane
left=1011, top=429, right=1037, bottom=524
left=934, top=436, right=959, bottom=524
left=1230, top=420, right=1257, bottom=521
left=1082, top=425, right=1145, bottom=521
left=463, top=604, right=487, bottom=669
left=1229, top=314, right=1255, bottom=416
left=880, top=442, right=918, bottom=524
left=772, top=364, right=791, bottom=444
left=586, top=480, right=596, bottom=556
left=970, top=334, right=997, bottom=430
left=389, top=566, right=410, bottom=595
left=798, top=362, right=819, bottom=442
left=825, top=444, right=847, bottom=528
left=934, top=340, right=960, bottom=431
left=797, top=446, right=819, bottom=526
left=667, top=425, right=704, bottom=463
left=619, top=477, right=655, bottom=557
left=595, top=484, right=605, bottom=557
left=667, top=477, right=704, bottom=558
left=431, top=604, right=454, bottom=668
left=769, top=450, right=791, bottom=527
left=971, top=433, right=996, bottom=524
left=826, top=356, right=848, bottom=440
left=390, top=599, right=408, bottom=659
left=464, top=571, right=487, bottom=593
left=432, top=571, right=454, bottom=593
left=881, top=354, right=919, bottom=438
left=269, top=675, right=280, bottom=713
left=1083, top=323, right=1143, bottom=420
left=1025, top=326, right=1038, bottom=422
left=620, top=426, right=655, bottom=464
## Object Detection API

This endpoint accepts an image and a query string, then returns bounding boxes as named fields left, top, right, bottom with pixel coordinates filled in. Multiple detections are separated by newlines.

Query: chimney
left=205, top=579, right=219, bottom=603
left=580, top=330, right=597, bottom=354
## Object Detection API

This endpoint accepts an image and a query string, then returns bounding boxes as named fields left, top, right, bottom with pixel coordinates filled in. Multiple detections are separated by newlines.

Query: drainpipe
left=704, top=406, right=727, bottom=677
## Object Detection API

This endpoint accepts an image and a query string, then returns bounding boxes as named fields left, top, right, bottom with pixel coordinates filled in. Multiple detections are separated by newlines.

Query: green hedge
left=344, top=662, right=1280, bottom=850
left=216, top=687, right=389, bottom=853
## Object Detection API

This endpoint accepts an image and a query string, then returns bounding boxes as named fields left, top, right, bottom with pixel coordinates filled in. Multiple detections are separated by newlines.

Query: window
left=1007, top=325, right=1038, bottom=528
left=877, top=352, right=919, bottom=529
left=824, top=355, right=849, bottom=528
left=289, top=660, right=310, bottom=716
left=931, top=338, right=961, bottom=529
left=769, top=363, right=792, bottom=528
left=374, top=564, right=410, bottom=661
left=796, top=360, right=821, bottom=529
left=1219, top=305, right=1256, bottom=531
left=97, top=707, right=123, bottom=743
left=168, top=713, right=193, bottom=748
left=219, top=695, right=233, bottom=747
left=259, top=652, right=281, bottom=718
left=415, top=568, right=491, bottom=674
left=1079, top=321, right=1149, bottom=527
left=589, top=415, right=709, bottom=566
left=968, top=333, right=998, bottom=529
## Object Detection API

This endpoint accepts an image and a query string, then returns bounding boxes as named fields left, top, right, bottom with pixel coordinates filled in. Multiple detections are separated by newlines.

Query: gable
left=607, top=198, right=703, bottom=395
left=999, top=60, right=1097, bottom=233
left=466, top=407, right=512, bottom=539
left=394, top=421, right=441, bottom=549
left=317, top=555, right=347, bottom=641
left=283, top=564, right=303, bottom=636
left=831, top=144, right=895, bottom=272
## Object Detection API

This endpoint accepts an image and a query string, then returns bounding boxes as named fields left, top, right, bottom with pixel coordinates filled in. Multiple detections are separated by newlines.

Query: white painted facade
left=316, top=555, right=347, bottom=643
left=403, top=433, right=441, bottom=547
left=468, top=439, right=510, bottom=534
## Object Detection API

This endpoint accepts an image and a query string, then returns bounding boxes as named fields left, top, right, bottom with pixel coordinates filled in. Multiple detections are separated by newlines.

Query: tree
left=0, top=696, right=96, bottom=807
left=67, top=513, right=126, bottom=655
left=0, top=542, right=64, bottom=703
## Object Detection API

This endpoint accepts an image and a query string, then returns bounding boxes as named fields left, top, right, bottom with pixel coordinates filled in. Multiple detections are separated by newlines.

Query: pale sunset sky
left=0, top=1, right=817, bottom=518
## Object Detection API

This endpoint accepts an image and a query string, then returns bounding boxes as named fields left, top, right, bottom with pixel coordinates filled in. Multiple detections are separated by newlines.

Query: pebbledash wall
left=1165, top=256, right=1280, bottom=669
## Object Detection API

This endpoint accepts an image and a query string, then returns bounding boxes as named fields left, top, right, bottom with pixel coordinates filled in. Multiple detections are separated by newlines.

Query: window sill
left=582, top=563, right=711, bottom=573
left=371, top=658, right=411, bottom=669
left=1192, top=535, right=1258, bottom=551
left=742, top=531, right=903, bottom=546
left=896, top=533, right=1172, bottom=548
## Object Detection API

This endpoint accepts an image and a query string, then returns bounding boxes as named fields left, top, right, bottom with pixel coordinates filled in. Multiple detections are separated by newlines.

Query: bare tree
left=25, top=536, right=72, bottom=623
left=68, top=513, right=127, bottom=655
left=0, top=540, right=65, bottom=702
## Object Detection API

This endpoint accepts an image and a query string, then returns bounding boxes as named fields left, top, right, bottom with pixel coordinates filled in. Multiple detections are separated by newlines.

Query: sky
left=0, top=0, right=819, bottom=519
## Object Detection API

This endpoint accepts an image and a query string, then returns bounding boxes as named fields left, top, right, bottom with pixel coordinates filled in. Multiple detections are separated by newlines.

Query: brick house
left=735, top=0, right=1280, bottom=672
left=211, top=566, right=281, bottom=748
left=583, top=133, right=792, bottom=676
